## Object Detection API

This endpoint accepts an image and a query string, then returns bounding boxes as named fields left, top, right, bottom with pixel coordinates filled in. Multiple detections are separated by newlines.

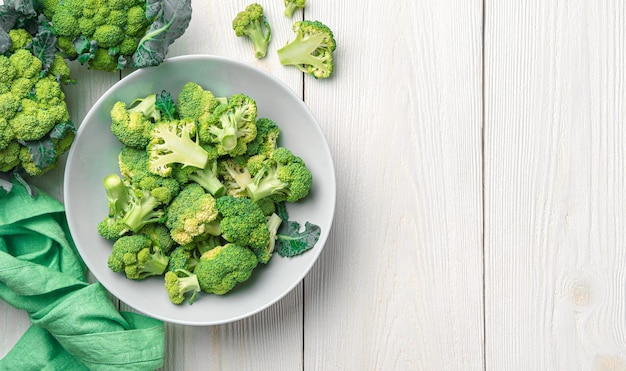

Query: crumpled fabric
left=0, top=181, right=165, bottom=370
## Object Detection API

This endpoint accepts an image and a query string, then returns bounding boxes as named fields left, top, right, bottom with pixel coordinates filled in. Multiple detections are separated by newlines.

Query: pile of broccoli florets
left=98, top=81, right=317, bottom=305
left=0, top=27, right=75, bottom=176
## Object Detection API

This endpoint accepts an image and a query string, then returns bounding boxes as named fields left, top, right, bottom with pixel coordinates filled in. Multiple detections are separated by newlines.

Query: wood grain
left=484, top=0, right=626, bottom=369
left=303, top=0, right=485, bottom=369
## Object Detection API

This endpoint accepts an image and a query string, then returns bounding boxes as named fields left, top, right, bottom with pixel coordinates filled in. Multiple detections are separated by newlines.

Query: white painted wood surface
left=1, top=0, right=625, bottom=370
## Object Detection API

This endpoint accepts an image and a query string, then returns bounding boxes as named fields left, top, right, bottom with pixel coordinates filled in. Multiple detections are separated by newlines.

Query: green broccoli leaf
left=49, top=121, right=75, bottom=140
left=0, top=0, right=39, bottom=53
left=26, top=26, right=57, bottom=74
left=155, top=90, right=177, bottom=120
left=19, top=137, right=56, bottom=169
left=276, top=220, right=321, bottom=257
left=132, top=0, right=192, bottom=68
left=73, top=36, right=97, bottom=65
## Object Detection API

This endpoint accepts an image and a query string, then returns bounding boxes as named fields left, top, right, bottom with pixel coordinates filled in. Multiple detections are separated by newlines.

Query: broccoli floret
left=168, top=245, right=198, bottom=274
left=147, top=119, right=210, bottom=177
left=139, top=223, right=176, bottom=254
left=246, top=117, right=280, bottom=157
left=122, top=187, right=165, bottom=233
left=108, top=234, right=169, bottom=280
left=165, top=183, right=220, bottom=245
left=218, top=155, right=254, bottom=198
left=277, top=20, right=336, bottom=79
left=110, top=94, right=159, bottom=148
left=0, top=142, right=20, bottom=172
left=164, top=269, right=201, bottom=304
left=195, top=243, right=258, bottom=295
left=118, top=146, right=181, bottom=203
left=97, top=173, right=131, bottom=240
left=216, top=195, right=272, bottom=263
left=283, top=0, right=306, bottom=18
left=232, top=3, right=271, bottom=59
left=176, top=82, right=221, bottom=122
left=172, top=159, right=225, bottom=197
left=245, top=147, right=312, bottom=203
left=199, top=94, right=257, bottom=156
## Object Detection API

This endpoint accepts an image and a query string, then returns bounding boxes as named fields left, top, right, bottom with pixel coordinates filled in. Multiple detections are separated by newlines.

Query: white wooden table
left=2, top=0, right=626, bottom=369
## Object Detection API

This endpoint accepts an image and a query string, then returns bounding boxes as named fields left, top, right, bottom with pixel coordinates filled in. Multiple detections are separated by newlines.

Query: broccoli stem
left=277, top=32, right=329, bottom=71
left=246, top=21, right=270, bottom=58
left=284, top=3, right=298, bottom=17
left=122, top=191, right=164, bottom=232
left=142, top=253, right=169, bottom=276
left=103, top=174, right=129, bottom=217
left=246, top=169, right=287, bottom=202
left=188, top=170, right=225, bottom=197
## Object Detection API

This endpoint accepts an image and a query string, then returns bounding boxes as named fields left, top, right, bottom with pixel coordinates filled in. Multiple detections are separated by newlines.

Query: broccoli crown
left=165, top=183, right=220, bottom=245
left=232, top=3, right=271, bottom=59
left=245, top=147, right=313, bottom=203
left=164, top=270, right=201, bottom=304
left=176, top=82, right=221, bottom=122
left=216, top=195, right=270, bottom=252
left=108, top=234, right=169, bottom=280
left=277, top=20, right=336, bottom=79
left=110, top=95, right=159, bottom=149
left=147, top=119, right=210, bottom=177
left=42, top=0, right=152, bottom=71
left=199, top=94, right=258, bottom=157
left=139, top=223, right=176, bottom=254
left=246, top=117, right=280, bottom=157
left=283, top=0, right=306, bottom=17
left=195, top=244, right=258, bottom=295
left=168, top=245, right=197, bottom=274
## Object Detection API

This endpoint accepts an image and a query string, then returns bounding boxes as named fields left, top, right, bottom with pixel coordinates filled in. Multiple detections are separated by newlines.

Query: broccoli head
left=164, top=270, right=201, bottom=304
left=232, top=3, right=271, bottom=59
left=110, top=94, right=159, bottom=149
left=176, top=81, right=221, bottom=122
left=283, top=0, right=306, bottom=18
left=245, top=147, right=313, bottom=203
left=195, top=243, right=258, bottom=295
left=147, top=119, right=210, bottom=177
left=216, top=195, right=272, bottom=263
left=246, top=117, right=280, bottom=157
left=168, top=244, right=199, bottom=274
left=118, top=146, right=180, bottom=204
left=108, top=234, right=170, bottom=280
left=199, top=94, right=258, bottom=157
left=277, top=20, right=336, bottom=79
left=139, top=222, right=176, bottom=254
left=165, top=183, right=220, bottom=245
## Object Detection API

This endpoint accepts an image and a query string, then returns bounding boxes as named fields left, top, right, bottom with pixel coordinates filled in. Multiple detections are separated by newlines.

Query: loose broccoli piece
left=165, top=183, right=220, bottom=245
left=176, top=82, right=221, bottom=122
left=164, top=269, right=201, bottom=304
left=195, top=243, right=258, bottom=295
left=199, top=94, right=257, bottom=157
left=277, top=20, right=336, bottom=79
left=283, top=0, right=306, bottom=18
left=232, top=3, right=271, bottom=59
left=172, top=158, right=225, bottom=197
left=40, top=0, right=192, bottom=71
left=245, top=147, right=312, bottom=203
left=218, top=155, right=254, bottom=198
left=108, top=234, right=169, bottom=280
left=147, top=119, right=210, bottom=177
left=168, top=245, right=198, bottom=274
left=139, top=223, right=176, bottom=254
left=216, top=195, right=272, bottom=263
left=109, top=94, right=159, bottom=149
left=97, top=173, right=131, bottom=240
left=122, top=186, right=165, bottom=233
left=246, top=117, right=280, bottom=157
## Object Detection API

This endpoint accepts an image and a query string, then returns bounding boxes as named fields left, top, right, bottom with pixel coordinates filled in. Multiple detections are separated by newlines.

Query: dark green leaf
left=26, top=27, right=56, bottom=74
left=49, top=121, right=75, bottom=140
left=74, top=36, right=98, bottom=65
left=155, top=90, right=177, bottom=120
left=132, top=0, right=192, bottom=68
left=18, top=137, right=56, bottom=169
left=276, top=221, right=321, bottom=257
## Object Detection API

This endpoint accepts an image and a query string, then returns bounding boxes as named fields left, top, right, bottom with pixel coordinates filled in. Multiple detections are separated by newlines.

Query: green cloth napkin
left=0, top=181, right=165, bottom=370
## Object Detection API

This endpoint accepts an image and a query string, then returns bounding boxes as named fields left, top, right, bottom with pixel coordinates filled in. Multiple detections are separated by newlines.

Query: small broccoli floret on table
left=195, top=243, right=258, bottom=295
left=283, top=0, right=306, bottom=18
left=164, top=269, right=201, bottom=304
left=277, top=20, right=336, bottom=79
left=232, top=3, right=271, bottom=59
left=216, top=195, right=272, bottom=263
left=97, top=173, right=131, bottom=240
left=199, top=94, right=257, bottom=157
left=245, top=147, right=313, bottom=203
left=176, top=82, right=222, bottom=122
left=147, top=119, right=210, bottom=177
left=165, top=183, right=220, bottom=245
left=108, top=234, right=170, bottom=280
left=110, top=94, right=159, bottom=148
left=246, top=117, right=280, bottom=157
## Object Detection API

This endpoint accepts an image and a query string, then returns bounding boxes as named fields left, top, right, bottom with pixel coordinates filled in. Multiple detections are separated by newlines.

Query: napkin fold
left=0, top=181, right=165, bottom=370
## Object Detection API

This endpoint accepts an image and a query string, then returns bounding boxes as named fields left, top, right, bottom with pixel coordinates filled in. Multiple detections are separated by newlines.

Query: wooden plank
left=303, top=0, right=485, bottom=369
left=484, top=0, right=626, bottom=368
